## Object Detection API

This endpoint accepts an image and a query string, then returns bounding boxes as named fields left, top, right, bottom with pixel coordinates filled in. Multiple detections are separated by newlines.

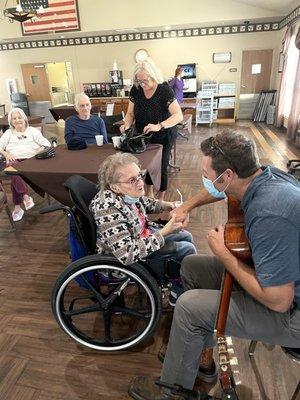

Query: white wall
left=0, top=29, right=283, bottom=111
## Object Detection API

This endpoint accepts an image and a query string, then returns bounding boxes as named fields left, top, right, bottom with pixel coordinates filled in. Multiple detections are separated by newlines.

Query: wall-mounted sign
left=213, top=52, right=232, bottom=63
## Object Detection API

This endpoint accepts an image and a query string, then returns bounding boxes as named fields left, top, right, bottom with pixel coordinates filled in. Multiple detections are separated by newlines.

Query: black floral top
left=129, top=82, right=176, bottom=134
left=90, top=190, right=167, bottom=265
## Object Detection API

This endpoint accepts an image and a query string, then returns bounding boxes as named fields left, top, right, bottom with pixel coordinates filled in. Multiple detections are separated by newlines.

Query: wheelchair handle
left=39, top=203, right=71, bottom=214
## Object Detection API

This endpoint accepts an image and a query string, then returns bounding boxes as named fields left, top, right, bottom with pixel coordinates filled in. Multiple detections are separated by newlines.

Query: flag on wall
left=21, top=0, right=80, bottom=35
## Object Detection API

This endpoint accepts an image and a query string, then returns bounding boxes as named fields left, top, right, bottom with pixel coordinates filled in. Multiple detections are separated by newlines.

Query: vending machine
left=178, top=63, right=197, bottom=98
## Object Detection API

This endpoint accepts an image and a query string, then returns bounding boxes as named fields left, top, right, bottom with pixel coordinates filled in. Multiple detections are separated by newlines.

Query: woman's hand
left=143, top=123, right=161, bottom=134
left=120, top=124, right=129, bottom=134
left=4, top=152, right=16, bottom=163
left=159, top=214, right=183, bottom=237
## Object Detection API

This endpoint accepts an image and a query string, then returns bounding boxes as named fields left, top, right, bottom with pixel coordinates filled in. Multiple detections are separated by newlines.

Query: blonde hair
left=8, top=107, right=28, bottom=130
left=133, top=58, right=164, bottom=86
left=98, top=153, right=140, bottom=192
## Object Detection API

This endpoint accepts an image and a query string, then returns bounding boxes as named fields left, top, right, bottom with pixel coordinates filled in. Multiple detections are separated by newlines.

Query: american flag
left=21, top=0, right=80, bottom=35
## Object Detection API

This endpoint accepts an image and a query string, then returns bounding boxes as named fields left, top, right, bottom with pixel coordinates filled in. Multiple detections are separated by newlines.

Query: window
left=283, top=33, right=298, bottom=117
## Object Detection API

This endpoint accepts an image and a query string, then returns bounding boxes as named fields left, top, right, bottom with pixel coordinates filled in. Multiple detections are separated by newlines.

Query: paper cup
left=95, top=135, right=103, bottom=146
left=112, top=136, right=121, bottom=149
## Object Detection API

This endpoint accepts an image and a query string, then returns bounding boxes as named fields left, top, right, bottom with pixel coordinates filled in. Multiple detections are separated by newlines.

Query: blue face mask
left=202, top=171, right=229, bottom=199
left=123, top=194, right=140, bottom=204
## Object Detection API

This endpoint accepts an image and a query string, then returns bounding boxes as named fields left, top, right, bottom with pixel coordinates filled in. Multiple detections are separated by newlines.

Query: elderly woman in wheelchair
left=49, top=153, right=196, bottom=352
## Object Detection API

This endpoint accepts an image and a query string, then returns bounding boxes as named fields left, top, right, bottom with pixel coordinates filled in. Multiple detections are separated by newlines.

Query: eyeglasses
left=209, top=137, right=238, bottom=173
left=135, top=78, right=151, bottom=85
left=116, top=171, right=146, bottom=186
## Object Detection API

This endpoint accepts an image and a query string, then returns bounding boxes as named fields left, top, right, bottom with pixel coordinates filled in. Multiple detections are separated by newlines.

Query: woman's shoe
left=12, top=208, right=24, bottom=222
left=23, top=196, right=35, bottom=210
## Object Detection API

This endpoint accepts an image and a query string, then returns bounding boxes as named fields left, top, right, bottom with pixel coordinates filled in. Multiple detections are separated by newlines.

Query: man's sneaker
left=158, top=345, right=218, bottom=384
left=168, top=285, right=184, bottom=306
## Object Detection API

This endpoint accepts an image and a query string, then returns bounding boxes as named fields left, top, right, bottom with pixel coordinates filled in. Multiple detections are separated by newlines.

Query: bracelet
left=159, top=122, right=165, bottom=131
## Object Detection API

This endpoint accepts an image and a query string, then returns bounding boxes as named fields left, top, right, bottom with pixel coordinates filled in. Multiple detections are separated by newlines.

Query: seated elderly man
left=90, top=153, right=196, bottom=304
left=64, top=93, right=108, bottom=145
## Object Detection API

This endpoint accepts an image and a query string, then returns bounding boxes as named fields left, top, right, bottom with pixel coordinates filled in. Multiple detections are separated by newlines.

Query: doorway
left=21, top=62, right=75, bottom=122
left=47, top=62, right=75, bottom=106
left=238, top=49, right=273, bottom=119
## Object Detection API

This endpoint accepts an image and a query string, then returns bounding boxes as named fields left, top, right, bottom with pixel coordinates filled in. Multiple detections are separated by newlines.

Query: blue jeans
left=146, top=230, right=197, bottom=279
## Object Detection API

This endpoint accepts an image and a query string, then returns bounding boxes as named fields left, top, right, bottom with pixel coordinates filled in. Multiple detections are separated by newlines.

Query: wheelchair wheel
left=52, top=254, right=162, bottom=351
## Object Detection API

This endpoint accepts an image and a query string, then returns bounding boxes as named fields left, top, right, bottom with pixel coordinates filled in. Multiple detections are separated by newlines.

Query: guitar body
left=215, top=196, right=253, bottom=399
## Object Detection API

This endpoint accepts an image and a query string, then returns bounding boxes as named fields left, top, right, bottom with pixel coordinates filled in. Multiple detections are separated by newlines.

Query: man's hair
left=98, top=153, right=140, bottom=192
left=74, top=93, right=91, bottom=109
left=200, top=129, right=260, bottom=178
left=133, top=58, right=164, bottom=86
left=8, top=107, right=29, bottom=130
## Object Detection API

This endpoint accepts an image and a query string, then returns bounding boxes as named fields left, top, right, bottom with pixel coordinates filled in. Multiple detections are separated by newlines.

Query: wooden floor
left=0, top=121, right=299, bottom=400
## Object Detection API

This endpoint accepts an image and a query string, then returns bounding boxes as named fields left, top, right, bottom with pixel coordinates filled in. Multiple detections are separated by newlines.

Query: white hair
left=8, top=107, right=28, bottom=130
left=133, top=58, right=164, bottom=86
left=75, top=92, right=91, bottom=108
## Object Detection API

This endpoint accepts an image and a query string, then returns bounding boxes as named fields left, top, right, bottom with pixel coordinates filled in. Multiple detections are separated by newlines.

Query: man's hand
left=170, top=204, right=187, bottom=222
left=159, top=214, right=184, bottom=237
left=207, top=225, right=229, bottom=257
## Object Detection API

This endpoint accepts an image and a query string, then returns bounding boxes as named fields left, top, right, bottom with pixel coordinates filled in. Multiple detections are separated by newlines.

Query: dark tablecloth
left=6, top=144, right=162, bottom=206
left=0, top=116, right=44, bottom=132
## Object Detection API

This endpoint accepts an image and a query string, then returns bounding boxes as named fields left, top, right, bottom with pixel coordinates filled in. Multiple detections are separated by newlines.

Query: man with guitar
left=128, top=130, right=300, bottom=400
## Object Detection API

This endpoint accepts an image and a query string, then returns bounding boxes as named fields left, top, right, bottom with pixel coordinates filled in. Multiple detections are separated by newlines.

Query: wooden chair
left=0, top=181, right=15, bottom=231
left=248, top=340, right=300, bottom=400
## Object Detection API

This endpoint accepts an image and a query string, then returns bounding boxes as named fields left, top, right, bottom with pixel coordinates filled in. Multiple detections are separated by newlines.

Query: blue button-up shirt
left=241, top=166, right=300, bottom=304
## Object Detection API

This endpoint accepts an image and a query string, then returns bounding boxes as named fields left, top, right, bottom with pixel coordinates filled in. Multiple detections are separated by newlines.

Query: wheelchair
left=42, top=175, right=180, bottom=352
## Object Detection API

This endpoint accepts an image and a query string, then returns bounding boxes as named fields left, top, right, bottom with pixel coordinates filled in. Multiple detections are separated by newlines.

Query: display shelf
left=196, top=91, right=214, bottom=126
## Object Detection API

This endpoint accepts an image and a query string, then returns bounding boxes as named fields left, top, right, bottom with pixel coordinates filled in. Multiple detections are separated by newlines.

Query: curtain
left=275, top=27, right=293, bottom=127
left=287, top=27, right=300, bottom=147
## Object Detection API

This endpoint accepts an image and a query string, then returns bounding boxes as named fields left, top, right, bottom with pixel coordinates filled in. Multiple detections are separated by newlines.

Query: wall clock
left=135, top=49, right=149, bottom=62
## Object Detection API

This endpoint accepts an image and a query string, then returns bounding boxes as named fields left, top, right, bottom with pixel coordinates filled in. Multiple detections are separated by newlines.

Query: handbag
left=119, top=127, right=152, bottom=154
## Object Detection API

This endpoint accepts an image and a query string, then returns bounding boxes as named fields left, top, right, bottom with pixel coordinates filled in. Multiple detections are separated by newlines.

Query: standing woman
left=168, top=66, right=184, bottom=103
left=120, top=58, right=183, bottom=200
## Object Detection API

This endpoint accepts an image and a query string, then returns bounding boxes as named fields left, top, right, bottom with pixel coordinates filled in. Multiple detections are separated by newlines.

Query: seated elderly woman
left=0, top=108, right=50, bottom=222
left=64, top=93, right=108, bottom=146
left=90, top=153, right=196, bottom=304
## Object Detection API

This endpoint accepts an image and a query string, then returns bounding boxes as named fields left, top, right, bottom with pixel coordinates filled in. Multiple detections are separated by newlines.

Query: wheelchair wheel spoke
left=64, top=303, right=99, bottom=317
left=112, top=306, right=151, bottom=320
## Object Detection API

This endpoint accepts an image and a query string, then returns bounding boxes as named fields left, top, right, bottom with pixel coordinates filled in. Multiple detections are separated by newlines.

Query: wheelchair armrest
left=40, top=203, right=71, bottom=214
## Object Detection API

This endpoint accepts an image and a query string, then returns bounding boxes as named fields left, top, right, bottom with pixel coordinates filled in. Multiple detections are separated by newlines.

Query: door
left=240, top=49, right=273, bottom=94
left=239, top=49, right=273, bottom=119
left=21, top=63, right=51, bottom=102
